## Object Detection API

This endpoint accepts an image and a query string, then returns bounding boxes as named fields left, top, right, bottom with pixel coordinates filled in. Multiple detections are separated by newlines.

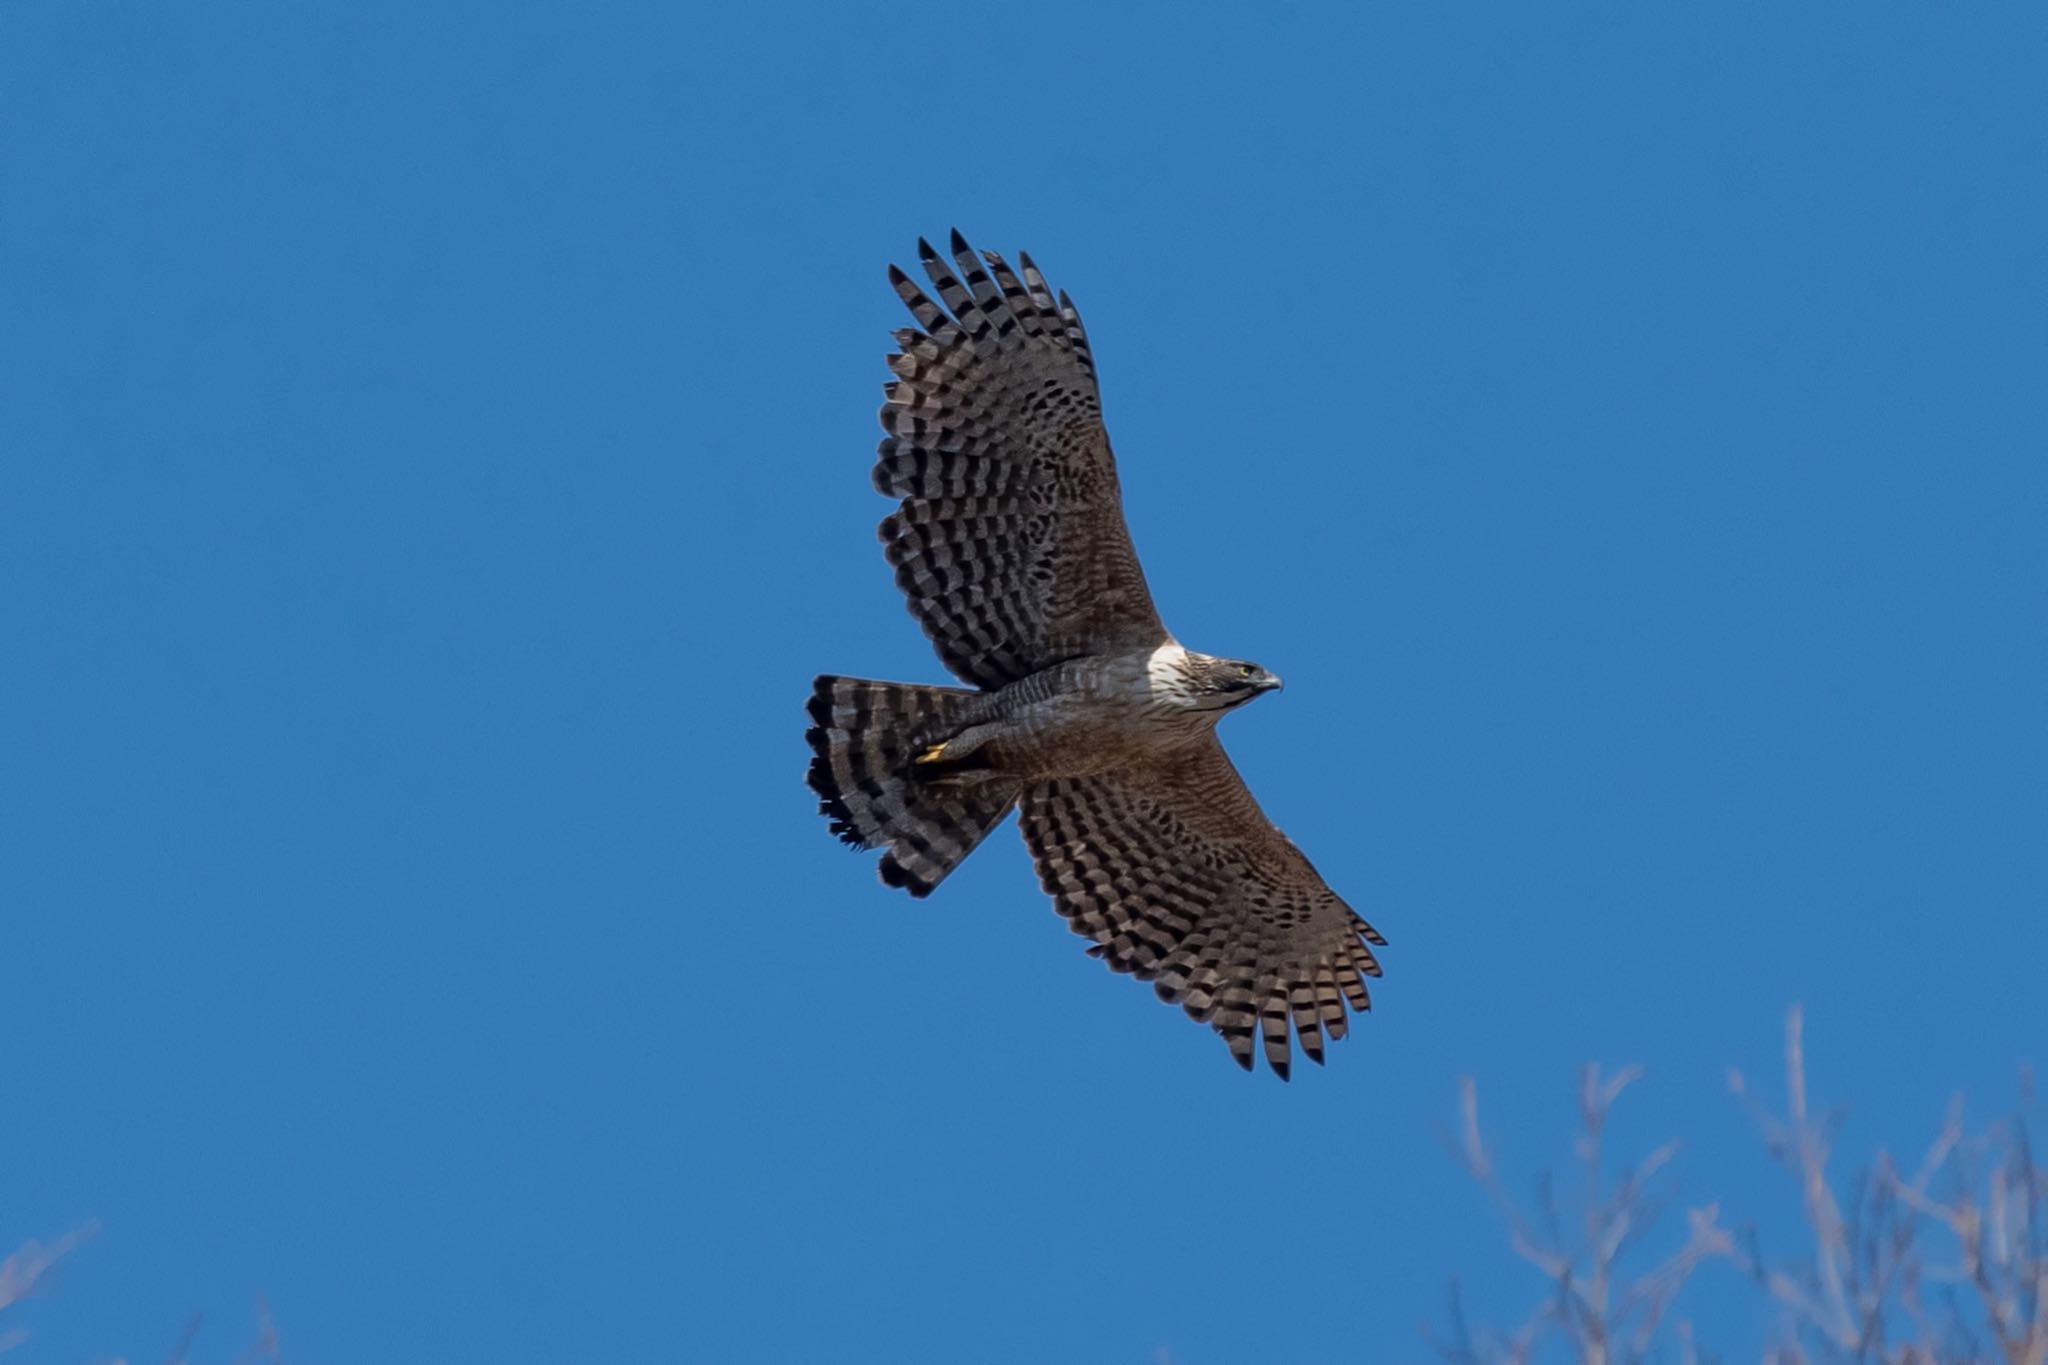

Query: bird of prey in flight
left=806, top=232, right=1384, bottom=1077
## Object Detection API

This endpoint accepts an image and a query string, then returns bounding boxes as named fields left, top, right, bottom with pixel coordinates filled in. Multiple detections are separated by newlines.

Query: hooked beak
left=1258, top=670, right=1285, bottom=694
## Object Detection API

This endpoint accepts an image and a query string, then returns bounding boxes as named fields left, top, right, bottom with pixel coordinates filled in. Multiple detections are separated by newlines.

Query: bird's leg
left=909, top=723, right=996, bottom=778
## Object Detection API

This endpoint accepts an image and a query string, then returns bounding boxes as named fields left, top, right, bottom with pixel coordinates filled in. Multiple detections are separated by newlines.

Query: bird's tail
left=805, top=674, right=1019, bottom=897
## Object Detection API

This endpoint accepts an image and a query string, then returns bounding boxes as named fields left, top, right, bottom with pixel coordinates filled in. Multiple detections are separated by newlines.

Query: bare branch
left=0, top=1223, right=98, bottom=1317
left=1448, top=1012, right=2041, bottom=1365
left=1440, top=1065, right=1715, bottom=1364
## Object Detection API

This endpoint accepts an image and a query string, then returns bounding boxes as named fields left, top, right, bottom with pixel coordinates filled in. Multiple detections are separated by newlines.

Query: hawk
left=806, top=232, right=1385, bottom=1078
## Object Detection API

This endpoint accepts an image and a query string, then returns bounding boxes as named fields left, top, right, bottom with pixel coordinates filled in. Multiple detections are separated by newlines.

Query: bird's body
left=807, top=233, right=1385, bottom=1077
left=913, top=645, right=1237, bottom=778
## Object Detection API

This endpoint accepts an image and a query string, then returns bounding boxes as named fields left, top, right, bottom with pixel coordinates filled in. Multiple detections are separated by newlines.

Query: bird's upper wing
left=1018, top=739, right=1385, bottom=1079
left=874, top=232, right=1168, bottom=689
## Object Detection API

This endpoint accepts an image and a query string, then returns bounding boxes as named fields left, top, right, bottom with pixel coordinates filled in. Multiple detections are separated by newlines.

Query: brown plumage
left=806, top=231, right=1384, bottom=1078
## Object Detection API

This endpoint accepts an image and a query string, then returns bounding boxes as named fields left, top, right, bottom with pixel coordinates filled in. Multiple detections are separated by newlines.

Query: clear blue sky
left=4, top=4, right=2042, bottom=1361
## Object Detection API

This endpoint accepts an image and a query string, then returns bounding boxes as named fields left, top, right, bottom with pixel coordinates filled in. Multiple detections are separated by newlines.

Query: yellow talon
left=914, top=743, right=948, bottom=765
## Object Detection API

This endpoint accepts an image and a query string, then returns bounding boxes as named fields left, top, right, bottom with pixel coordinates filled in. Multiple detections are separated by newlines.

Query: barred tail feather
left=804, top=674, right=1018, bottom=897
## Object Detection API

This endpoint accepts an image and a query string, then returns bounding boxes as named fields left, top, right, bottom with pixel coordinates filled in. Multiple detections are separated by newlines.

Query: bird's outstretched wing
left=875, top=231, right=1168, bottom=689
left=1018, top=740, right=1385, bottom=1078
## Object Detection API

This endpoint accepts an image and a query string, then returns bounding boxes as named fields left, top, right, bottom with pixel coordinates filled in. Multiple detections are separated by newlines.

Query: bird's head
left=1184, top=652, right=1285, bottom=712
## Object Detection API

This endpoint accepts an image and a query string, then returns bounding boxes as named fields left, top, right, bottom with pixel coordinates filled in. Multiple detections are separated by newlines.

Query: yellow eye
left=1239, top=664, right=1254, bottom=677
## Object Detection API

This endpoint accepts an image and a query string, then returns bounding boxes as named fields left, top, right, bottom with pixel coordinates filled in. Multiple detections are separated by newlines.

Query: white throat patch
left=1144, top=642, right=1200, bottom=706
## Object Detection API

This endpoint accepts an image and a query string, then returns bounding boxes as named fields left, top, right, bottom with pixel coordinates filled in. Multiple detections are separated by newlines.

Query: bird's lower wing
left=1017, top=739, right=1385, bottom=1078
